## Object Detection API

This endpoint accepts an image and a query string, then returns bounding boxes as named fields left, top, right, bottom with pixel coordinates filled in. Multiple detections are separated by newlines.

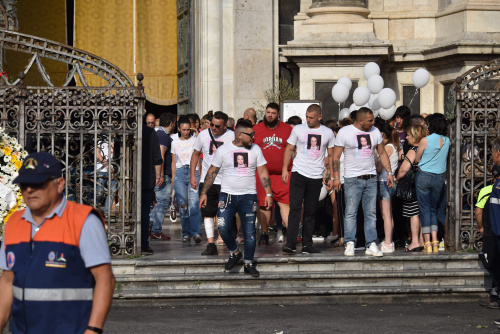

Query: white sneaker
left=365, top=242, right=383, bottom=257
left=438, top=239, right=445, bottom=251
left=277, top=230, right=284, bottom=243
left=379, top=242, right=395, bottom=253
left=344, top=241, right=355, bottom=256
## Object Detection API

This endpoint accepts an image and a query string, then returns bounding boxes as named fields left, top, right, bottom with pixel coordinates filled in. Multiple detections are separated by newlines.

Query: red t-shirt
left=253, top=121, right=292, bottom=174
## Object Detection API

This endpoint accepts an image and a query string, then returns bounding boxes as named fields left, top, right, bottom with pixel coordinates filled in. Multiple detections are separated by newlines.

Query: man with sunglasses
left=200, top=120, right=272, bottom=277
left=190, top=111, right=234, bottom=255
left=0, top=152, right=115, bottom=334
left=145, top=112, right=156, bottom=129
left=253, top=102, right=293, bottom=245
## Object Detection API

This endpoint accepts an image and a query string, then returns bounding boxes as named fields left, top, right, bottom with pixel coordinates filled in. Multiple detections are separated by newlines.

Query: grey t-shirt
left=0, top=197, right=111, bottom=270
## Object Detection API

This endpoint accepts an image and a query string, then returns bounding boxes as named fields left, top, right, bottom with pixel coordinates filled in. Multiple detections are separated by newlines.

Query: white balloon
left=367, top=74, right=384, bottom=94
left=368, top=94, right=378, bottom=108
left=319, top=184, right=328, bottom=201
left=339, top=108, right=350, bottom=121
left=338, top=77, right=352, bottom=90
left=370, top=97, right=381, bottom=112
left=379, top=105, right=396, bottom=120
left=331, top=83, right=349, bottom=103
left=349, top=103, right=357, bottom=113
left=363, top=62, right=380, bottom=80
left=378, top=88, right=397, bottom=109
left=413, top=68, right=430, bottom=89
left=353, top=86, right=370, bottom=106
left=372, top=109, right=379, bottom=118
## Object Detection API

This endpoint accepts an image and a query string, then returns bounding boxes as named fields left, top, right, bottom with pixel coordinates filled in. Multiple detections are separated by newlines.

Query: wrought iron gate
left=177, top=0, right=191, bottom=115
left=0, top=28, right=144, bottom=257
left=446, top=58, right=500, bottom=251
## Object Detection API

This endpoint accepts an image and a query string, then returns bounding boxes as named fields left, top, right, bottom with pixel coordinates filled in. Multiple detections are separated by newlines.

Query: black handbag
left=396, top=155, right=418, bottom=200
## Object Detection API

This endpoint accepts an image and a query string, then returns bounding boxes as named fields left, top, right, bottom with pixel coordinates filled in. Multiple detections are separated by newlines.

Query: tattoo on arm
left=333, top=160, right=339, bottom=173
left=260, top=177, right=271, bottom=190
left=384, top=164, right=392, bottom=173
left=201, top=167, right=220, bottom=195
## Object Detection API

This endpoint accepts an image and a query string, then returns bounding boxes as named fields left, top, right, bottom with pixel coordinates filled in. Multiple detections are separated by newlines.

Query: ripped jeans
left=217, top=193, right=257, bottom=263
left=173, top=166, right=202, bottom=237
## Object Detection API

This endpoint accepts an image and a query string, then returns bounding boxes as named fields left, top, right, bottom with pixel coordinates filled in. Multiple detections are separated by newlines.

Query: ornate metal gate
left=447, top=58, right=500, bottom=251
left=0, top=28, right=144, bottom=257
left=177, top=0, right=191, bottom=115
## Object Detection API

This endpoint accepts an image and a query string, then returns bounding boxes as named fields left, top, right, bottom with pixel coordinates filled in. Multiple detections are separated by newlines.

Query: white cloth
left=96, top=141, right=112, bottom=173
left=172, top=136, right=198, bottom=169
left=379, top=143, right=398, bottom=181
left=193, top=129, right=235, bottom=185
left=211, top=142, right=267, bottom=195
left=287, top=123, right=335, bottom=179
left=334, top=124, right=383, bottom=178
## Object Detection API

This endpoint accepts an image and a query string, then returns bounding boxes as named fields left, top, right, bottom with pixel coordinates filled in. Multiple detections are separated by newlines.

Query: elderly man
left=0, top=152, right=115, bottom=334
left=243, top=108, right=257, bottom=125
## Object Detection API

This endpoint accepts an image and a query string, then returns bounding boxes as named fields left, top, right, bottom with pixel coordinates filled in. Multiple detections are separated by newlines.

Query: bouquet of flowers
left=0, top=128, right=27, bottom=237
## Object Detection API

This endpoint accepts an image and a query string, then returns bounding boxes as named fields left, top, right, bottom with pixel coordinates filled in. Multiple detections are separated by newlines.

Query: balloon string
left=408, top=88, right=419, bottom=107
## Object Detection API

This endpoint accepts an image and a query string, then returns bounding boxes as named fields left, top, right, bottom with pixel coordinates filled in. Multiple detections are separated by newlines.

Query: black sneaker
left=201, top=243, right=218, bottom=255
left=141, top=246, right=154, bottom=255
left=488, top=299, right=500, bottom=309
left=258, top=233, right=269, bottom=246
left=194, top=234, right=202, bottom=243
left=282, top=227, right=287, bottom=236
left=282, top=245, right=296, bottom=254
left=225, top=251, right=242, bottom=270
left=302, top=245, right=321, bottom=254
left=244, top=263, right=260, bottom=277
left=495, top=319, right=500, bottom=325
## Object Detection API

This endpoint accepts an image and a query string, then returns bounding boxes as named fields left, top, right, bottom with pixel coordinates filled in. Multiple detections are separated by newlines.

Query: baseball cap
left=13, top=152, right=63, bottom=184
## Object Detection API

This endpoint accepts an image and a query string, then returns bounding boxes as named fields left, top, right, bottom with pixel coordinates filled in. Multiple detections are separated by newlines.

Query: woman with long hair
left=397, top=124, right=427, bottom=252
left=415, top=115, right=450, bottom=253
left=376, top=122, right=400, bottom=253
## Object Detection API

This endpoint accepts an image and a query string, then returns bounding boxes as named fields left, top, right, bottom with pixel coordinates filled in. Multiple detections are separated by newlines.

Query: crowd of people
left=138, top=103, right=458, bottom=277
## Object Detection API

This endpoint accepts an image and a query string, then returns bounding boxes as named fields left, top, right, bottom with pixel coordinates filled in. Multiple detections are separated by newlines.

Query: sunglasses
left=242, top=132, right=255, bottom=138
left=210, top=123, right=222, bottom=129
left=146, top=122, right=155, bottom=125
left=20, top=177, right=58, bottom=191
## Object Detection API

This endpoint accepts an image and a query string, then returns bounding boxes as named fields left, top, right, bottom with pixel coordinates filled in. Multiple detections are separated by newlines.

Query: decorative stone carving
left=0, top=0, right=18, bottom=31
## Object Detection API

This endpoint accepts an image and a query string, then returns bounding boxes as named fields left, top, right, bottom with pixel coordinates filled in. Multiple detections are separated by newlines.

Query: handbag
left=396, top=155, right=418, bottom=200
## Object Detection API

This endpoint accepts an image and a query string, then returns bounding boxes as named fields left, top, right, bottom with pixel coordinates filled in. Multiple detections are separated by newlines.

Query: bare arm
left=257, top=165, right=273, bottom=210
left=326, top=147, right=335, bottom=191
left=331, top=146, right=344, bottom=191
left=396, top=150, right=415, bottom=181
left=190, top=149, right=201, bottom=189
left=171, top=154, right=177, bottom=183
left=281, top=143, right=295, bottom=184
left=377, top=143, right=394, bottom=188
left=85, top=264, right=115, bottom=333
left=0, top=270, right=14, bottom=331
left=154, top=164, right=162, bottom=186
left=199, top=165, right=220, bottom=208
left=475, top=207, right=484, bottom=233
left=414, top=137, right=427, bottom=163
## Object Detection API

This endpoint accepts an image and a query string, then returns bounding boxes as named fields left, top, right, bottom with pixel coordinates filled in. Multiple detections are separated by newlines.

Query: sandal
left=432, top=241, right=439, bottom=253
left=406, top=246, right=424, bottom=252
left=423, top=242, right=432, bottom=253
left=216, top=238, right=225, bottom=246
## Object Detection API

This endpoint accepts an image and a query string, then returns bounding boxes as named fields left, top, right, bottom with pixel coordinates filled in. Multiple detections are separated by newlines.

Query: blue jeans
left=217, top=193, right=257, bottom=262
left=378, top=181, right=396, bottom=201
left=149, top=175, right=172, bottom=234
left=344, top=177, right=378, bottom=247
left=173, top=166, right=202, bottom=237
left=96, top=172, right=118, bottom=211
left=416, top=170, right=446, bottom=234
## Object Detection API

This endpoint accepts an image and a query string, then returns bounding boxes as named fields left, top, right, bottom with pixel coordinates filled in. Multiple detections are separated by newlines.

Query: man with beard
left=253, top=103, right=292, bottom=245
left=200, top=120, right=272, bottom=277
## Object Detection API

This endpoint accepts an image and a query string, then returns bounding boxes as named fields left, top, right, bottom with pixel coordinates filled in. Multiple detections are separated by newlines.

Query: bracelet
left=330, top=177, right=337, bottom=180
left=86, top=326, right=103, bottom=333
left=388, top=172, right=393, bottom=176
left=266, top=194, right=273, bottom=197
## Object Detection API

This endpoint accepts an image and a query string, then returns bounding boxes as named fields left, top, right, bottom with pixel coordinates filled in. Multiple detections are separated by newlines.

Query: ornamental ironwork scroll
left=447, top=58, right=500, bottom=251
left=0, top=28, right=145, bottom=257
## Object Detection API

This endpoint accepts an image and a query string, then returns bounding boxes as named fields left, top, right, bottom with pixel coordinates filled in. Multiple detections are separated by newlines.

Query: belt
left=355, top=174, right=376, bottom=180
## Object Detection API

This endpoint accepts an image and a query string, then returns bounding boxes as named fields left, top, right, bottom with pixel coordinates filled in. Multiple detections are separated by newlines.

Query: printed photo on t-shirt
left=210, top=140, right=223, bottom=155
left=306, top=134, right=321, bottom=159
left=233, top=152, right=249, bottom=175
left=356, top=134, right=372, bottom=158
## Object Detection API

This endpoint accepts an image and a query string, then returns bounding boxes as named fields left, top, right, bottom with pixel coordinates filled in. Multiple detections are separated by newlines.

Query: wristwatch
left=388, top=172, right=393, bottom=176
left=266, top=194, right=273, bottom=197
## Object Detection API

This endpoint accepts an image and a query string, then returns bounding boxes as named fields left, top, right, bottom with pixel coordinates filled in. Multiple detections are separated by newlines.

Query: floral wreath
left=0, top=127, right=27, bottom=237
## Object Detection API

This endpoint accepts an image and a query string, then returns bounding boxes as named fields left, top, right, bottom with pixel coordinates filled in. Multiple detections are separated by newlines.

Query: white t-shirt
left=211, top=142, right=267, bottom=195
left=379, top=143, right=399, bottom=181
left=193, top=129, right=235, bottom=185
left=287, top=123, right=335, bottom=179
left=97, top=141, right=112, bottom=173
left=172, top=136, right=198, bottom=170
left=334, top=124, right=383, bottom=178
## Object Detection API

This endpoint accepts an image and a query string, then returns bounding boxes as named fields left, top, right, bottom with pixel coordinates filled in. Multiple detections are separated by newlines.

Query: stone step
left=114, top=269, right=489, bottom=292
left=112, top=253, right=483, bottom=276
left=113, top=285, right=487, bottom=306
